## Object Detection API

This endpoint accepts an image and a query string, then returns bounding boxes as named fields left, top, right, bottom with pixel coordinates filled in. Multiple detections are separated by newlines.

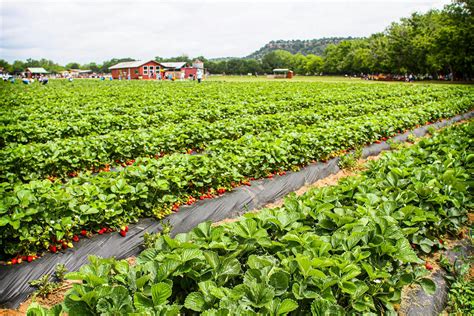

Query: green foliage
left=29, top=274, right=59, bottom=299
left=338, top=147, right=362, bottom=170
left=34, top=122, right=472, bottom=314
left=26, top=302, right=63, bottom=316
left=247, top=38, right=351, bottom=59
left=0, top=80, right=472, bottom=258
left=55, top=264, right=68, bottom=282
left=440, top=253, right=474, bottom=314
left=28, top=264, right=68, bottom=299
left=407, top=133, right=417, bottom=143
left=143, top=221, right=173, bottom=249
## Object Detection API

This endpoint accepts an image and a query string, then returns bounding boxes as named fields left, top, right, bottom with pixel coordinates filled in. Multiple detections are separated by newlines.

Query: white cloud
left=0, top=0, right=452, bottom=64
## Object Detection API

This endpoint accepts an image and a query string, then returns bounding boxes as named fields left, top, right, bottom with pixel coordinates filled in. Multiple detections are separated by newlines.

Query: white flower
left=374, top=279, right=381, bottom=284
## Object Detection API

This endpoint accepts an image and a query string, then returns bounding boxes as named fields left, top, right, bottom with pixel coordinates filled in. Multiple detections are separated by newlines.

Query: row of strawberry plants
left=0, top=103, right=470, bottom=259
left=0, top=93, right=430, bottom=147
left=2, top=80, right=470, bottom=146
left=2, top=96, right=472, bottom=183
left=0, top=80, right=397, bottom=127
left=1, top=89, right=422, bottom=150
left=30, top=121, right=472, bottom=315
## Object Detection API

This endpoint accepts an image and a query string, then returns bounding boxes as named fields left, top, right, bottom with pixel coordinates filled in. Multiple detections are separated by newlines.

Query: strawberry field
left=0, top=79, right=473, bottom=264
left=25, top=120, right=474, bottom=315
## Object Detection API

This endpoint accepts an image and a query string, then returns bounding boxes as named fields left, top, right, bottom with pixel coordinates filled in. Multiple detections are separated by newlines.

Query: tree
left=11, top=60, right=25, bottom=73
left=305, top=55, right=323, bottom=74
left=65, top=62, right=81, bottom=69
left=0, top=59, right=12, bottom=73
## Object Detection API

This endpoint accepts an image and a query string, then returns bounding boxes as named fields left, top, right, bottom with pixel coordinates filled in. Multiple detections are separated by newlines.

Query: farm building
left=160, top=61, right=203, bottom=79
left=109, top=59, right=205, bottom=80
left=25, top=67, right=49, bottom=78
left=109, top=60, right=162, bottom=79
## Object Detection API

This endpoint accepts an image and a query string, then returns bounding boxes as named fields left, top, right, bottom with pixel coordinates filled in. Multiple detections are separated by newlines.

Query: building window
left=143, top=66, right=148, bottom=74
left=149, top=66, right=154, bottom=72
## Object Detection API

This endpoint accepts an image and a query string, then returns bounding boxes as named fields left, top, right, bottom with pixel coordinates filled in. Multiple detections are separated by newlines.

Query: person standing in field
left=180, top=71, right=185, bottom=81
left=197, top=69, right=203, bottom=83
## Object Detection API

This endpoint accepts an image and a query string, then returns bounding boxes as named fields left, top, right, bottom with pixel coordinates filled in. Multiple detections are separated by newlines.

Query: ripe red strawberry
left=375, top=140, right=381, bottom=144
left=200, top=196, right=205, bottom=200
left=438, top=239, right=443, bottom=244
left=81, top=230, right=87, bottom=236
left=11, top=258, right=18, bottom=265
left=98, top=229, right=104, bottom=235
left=266, top=174, right=273, bottom=179
left=49, top=245, right=57, bottom=253
left=72, top=235, right=79, bottom=242
left=27, top=256, right=33, bottom=263
left=124, top=226, right=129, bottom=232
left=381, top=137, right=387, bottom=141
left=21, top=256, right=27, bottom=261
left=119, top=230, right=127, bottom=237
left=425, top=262, right=433, bottom=270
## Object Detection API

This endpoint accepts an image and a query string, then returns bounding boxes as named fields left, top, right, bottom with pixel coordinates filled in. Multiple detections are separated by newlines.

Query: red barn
left=109, top=60, right=161, bottom=79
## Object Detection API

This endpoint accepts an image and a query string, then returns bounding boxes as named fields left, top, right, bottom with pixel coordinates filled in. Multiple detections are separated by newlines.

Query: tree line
left=205, top=1, right=473, bottom=79
left=1, top=1, right=471, bottom=79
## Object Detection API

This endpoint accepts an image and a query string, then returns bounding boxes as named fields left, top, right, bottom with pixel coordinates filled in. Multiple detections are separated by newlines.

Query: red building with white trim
left=109, top=60, right=161, bottom=79
left=109, top=59, right=205, bottom=80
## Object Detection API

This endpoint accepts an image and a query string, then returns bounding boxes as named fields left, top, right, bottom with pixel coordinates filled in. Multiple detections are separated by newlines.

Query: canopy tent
left=26, top=67, right=49, bottom=74
left=271, top=69, right=294, bottom=79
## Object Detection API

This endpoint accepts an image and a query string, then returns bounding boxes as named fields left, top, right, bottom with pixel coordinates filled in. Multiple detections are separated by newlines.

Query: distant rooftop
left=26, top=67, right=48, bottom=74
left=109, top=60, right=157, bottom=70
left=161, top=62, right=187, bottom=69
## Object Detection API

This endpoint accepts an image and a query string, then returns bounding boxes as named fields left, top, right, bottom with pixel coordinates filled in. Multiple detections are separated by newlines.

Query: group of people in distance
left=23, top=75, right=49, bottom=85
left=2, top=73, right=49, bottom=85
left=161, top=70, right=203, bottom=83
left=118, top=69, right=204, bottom=83
left=2, top=69, right=204, bottom=84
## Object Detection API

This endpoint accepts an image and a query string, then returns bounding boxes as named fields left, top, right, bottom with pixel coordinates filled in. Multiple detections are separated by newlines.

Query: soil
left=0, top=280, right=78, bottom=315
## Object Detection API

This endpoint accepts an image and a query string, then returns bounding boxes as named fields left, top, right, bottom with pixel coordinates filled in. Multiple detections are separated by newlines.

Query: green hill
left=246, top=37, right=353, bottom=59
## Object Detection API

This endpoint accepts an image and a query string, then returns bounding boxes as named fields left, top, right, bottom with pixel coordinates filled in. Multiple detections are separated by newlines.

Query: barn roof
left=26, top=67, right=49, bottom=74
left=69, top=69, right=92, bottom=73
left=109, top=60, right=158, bottom=70
left=160, top=62, right=187, bottom=69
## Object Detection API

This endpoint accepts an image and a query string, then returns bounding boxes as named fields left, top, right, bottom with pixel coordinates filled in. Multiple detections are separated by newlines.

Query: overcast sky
left=0, top=0, right=451, bottom=64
